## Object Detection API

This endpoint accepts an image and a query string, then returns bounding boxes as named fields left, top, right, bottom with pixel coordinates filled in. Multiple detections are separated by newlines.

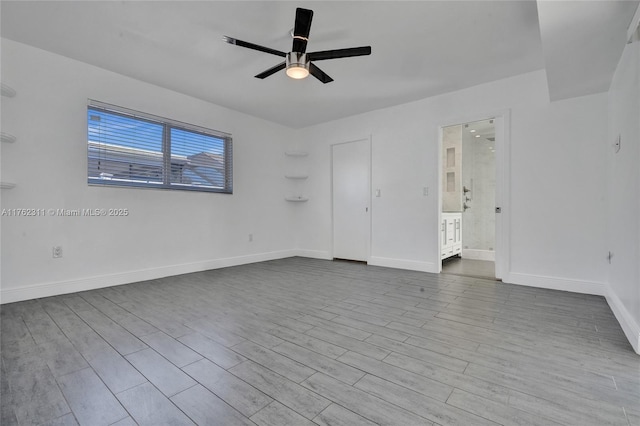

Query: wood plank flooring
left=1, top=257, right=638, bottom=426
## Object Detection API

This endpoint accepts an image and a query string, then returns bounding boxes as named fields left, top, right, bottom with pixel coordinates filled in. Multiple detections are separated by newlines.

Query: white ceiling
left=537, top=0, right=639, bottom=101
left=1, top=1, right=636, bottom=128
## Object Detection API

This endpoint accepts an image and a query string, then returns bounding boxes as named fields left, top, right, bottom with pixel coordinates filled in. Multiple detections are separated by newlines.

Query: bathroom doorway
left=439, top=117, right=502, bottom=280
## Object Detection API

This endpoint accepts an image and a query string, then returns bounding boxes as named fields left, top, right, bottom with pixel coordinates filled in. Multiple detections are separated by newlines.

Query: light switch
left=375, top=189, right=381, bottom=197
left=423, top=187, right=429, bottom=196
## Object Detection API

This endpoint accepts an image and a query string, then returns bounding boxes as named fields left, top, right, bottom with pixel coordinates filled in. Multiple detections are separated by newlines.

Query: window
left=87, top=100, right=232, bottom=193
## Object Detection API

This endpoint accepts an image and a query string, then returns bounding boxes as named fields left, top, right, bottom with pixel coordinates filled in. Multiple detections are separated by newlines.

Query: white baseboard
left=368, top=256, right=438, bottom=273
left=0, top=249, right=297, bottom=304
left=462, top=249, right=495, bottom=261
left=294, top=249, right=332, bottom=260
left=605, top=285, right=640, bottom=355
left=504, top=272, right=606, bottom=296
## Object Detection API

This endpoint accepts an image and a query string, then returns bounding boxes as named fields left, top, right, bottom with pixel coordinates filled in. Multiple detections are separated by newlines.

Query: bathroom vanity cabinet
left=441, top=212, right=462, bottom=259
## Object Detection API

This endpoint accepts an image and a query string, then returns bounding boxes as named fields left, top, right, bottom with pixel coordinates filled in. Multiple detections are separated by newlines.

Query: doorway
left=439, top=116, right=505, bottom=280
left=332, top=138, right=371, bottom=262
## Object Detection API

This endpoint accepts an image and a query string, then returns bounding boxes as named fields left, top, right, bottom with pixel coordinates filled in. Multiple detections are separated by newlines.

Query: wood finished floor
left=1, top=257, right=639, bottom=426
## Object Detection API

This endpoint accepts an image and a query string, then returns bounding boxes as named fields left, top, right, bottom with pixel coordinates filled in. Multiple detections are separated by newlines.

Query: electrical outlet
left=249, top=233, right=253, bottom=242
left=52, top=246, right=63, bottom=258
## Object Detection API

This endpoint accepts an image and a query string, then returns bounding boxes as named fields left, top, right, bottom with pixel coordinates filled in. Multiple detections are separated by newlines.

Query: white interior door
left=332, top=138, right=371, bottom=261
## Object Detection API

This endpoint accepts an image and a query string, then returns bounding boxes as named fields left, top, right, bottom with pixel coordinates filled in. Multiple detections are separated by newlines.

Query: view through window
left=87, top=101, right=232, bottom=193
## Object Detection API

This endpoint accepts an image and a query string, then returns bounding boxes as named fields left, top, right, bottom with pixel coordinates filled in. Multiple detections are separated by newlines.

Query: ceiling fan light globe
left=286, top=66, right=309, bottom=79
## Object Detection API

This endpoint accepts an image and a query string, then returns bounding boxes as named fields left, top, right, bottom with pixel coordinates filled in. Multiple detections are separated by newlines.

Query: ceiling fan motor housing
left=286, top=52, right=309, bottom=79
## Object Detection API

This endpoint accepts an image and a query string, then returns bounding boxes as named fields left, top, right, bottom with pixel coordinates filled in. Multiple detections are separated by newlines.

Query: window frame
left=87, top=100, right=233, bottom=194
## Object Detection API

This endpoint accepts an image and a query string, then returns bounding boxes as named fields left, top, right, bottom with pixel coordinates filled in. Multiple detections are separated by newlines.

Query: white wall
left=1, top=39, right=297, bottom=303
left=607, top=40, right=640, bottom=353
left=294, top=70, right=609, bottom=294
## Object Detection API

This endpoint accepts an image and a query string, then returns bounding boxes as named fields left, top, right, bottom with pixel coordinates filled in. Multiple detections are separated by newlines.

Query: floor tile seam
left=339, top=350, right=460, bottom=399
left=306, top=371, right=440, bottom=425
left=269, top=340, right=366, bottom=384
left=114, top=381, right=194, bottom=425
left=364, top=334, right=473, bottom=369
left=182, top=359, right=274, bottom=418
left=267, top=326, right=349, bottom=359
left=302, top=324, right=373, bottom=344
left=45, top=299, right=149, bottom=360
left=444, top=387, right=547, bottom=426
left=225, top=360, right=333, bottom=421
left=462, top=364, right=632, bottom=421
left=78, top=293, right=161, bottom=339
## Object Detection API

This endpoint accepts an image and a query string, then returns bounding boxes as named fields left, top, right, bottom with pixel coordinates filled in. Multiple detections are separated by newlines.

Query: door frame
left=436, top=110, right=511, bottom=280
left=330, top=136, right=372, bottom=262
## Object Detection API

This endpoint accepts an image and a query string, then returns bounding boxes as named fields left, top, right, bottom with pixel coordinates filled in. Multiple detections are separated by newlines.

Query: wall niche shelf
left=1, top=83, right=16, bottom=98
left=1, top=132, right=16, bottom=144
left=284, top=151, right=308, bottom=157
left=2, top=84, right=17, bottom=189
left=284, top=149, right=309, bottom=202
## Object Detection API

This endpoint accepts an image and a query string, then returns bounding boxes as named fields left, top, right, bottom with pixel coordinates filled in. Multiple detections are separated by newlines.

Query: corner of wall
left=605, top=283, right=640, bottom=354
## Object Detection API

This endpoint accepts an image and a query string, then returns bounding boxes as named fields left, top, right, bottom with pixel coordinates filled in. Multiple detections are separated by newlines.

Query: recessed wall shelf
left=284, top=151, right=308, bottom=157
left=1, top=83, right=16, bottom=98
left=1, top=132, right=16, bottom=144
left=2, top=85, right=17, bottom=189
left=285, top=150, right=309, bottom=201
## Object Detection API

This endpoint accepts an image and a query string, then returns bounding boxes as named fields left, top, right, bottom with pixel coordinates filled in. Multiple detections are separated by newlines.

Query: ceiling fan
left=222, top=7, right=371, bottom=84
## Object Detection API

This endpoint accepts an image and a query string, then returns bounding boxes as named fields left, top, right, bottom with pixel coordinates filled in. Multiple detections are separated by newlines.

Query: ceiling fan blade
left=292, top=8, right=313, bottom=53
left=307, top=46, right=371, bottom=61
left=255, top=62, right=286, bottom=79
left=222, top=36, right=286, bottom=57
left=309, top=63, right=334, bottom=84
